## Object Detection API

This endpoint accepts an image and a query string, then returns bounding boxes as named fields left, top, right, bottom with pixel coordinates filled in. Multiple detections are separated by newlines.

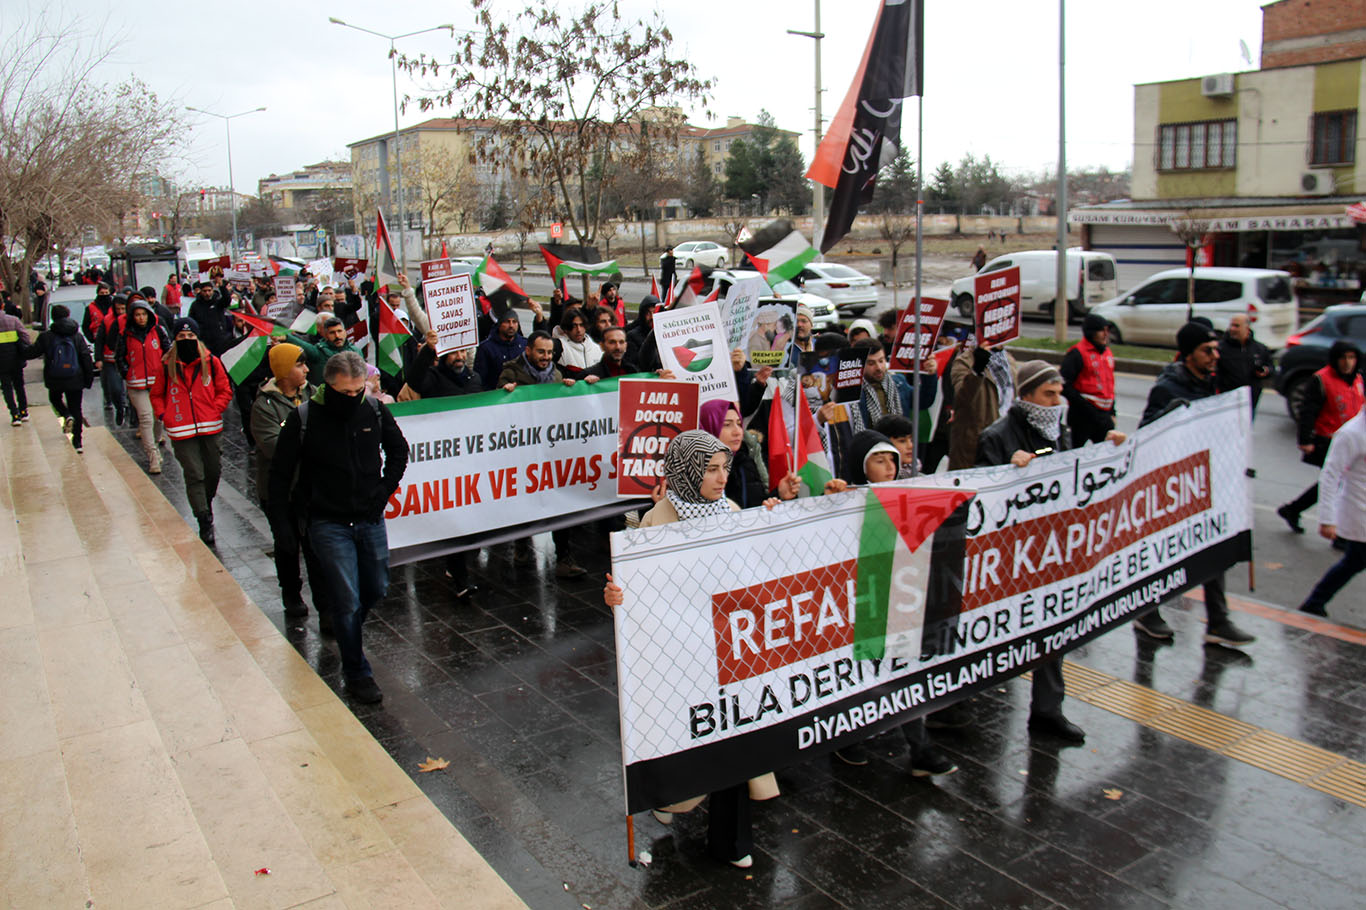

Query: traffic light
left=199, top=189, right=206, bottom=199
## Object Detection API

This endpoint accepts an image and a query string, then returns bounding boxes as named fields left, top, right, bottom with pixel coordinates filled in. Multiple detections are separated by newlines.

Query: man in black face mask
left=81, top=282, right=113, bottom=343
left=269, top=351, right=408, bottom=705
left=186, top=281, right=234, bottom=356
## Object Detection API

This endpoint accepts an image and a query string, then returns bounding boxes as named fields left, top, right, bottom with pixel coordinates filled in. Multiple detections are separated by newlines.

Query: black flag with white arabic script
left=807, top=0, right=923, bottom=253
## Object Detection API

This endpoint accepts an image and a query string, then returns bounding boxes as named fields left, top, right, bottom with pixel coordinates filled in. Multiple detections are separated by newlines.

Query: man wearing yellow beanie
left=250, top=342, right=330, bottom=626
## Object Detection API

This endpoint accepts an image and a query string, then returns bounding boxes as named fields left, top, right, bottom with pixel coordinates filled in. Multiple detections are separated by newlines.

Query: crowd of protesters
left=4, top=256, right=1364, bottom=872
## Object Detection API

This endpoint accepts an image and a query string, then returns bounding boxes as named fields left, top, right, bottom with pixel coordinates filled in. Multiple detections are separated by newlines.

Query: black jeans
left=1302, top=538, right=1366, bottom=613
left=49, top=388, right=83, bottom=447
left=704, top=782, right=753, bottom=863
left=265, top=501, right=328, bottom=608
left=2, top=369, right=27, bottom=417
left=171, top=434, right=222, bottom=515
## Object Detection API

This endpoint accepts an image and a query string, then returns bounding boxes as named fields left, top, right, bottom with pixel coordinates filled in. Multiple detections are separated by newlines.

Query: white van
left=951, top=249, right=1118, bottom=321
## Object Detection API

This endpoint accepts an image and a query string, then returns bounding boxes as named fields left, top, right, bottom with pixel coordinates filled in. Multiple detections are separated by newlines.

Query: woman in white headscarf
left=604, top=430, right=777, bottom=868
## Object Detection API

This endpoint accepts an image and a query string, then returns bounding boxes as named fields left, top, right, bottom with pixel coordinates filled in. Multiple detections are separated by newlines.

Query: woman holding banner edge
left=604, top=430, right=783, bottom=868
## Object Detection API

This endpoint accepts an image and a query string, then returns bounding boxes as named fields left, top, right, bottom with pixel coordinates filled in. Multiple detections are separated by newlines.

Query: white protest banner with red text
left=385, top=377, right=650, bottom=563
left=653, top=302, right=739, bottom=405
left=974, top=266, right=1021, bottom=345
left=272, top=276, right=297, bottom=318
left=616, top=379, right=700, bottom=497
left=889, top=297, right=950, bottom=371
left=610, top=391, right=1251, bottom=813
left=422, top=265, right=478, bottom=354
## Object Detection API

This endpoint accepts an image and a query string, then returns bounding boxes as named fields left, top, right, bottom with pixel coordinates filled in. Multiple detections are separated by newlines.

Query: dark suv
left=1274, top=304, right=1366, bottom=420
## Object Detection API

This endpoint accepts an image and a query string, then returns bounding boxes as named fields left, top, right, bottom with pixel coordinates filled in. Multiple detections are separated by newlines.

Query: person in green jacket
left=291, top=315, right=359, bottom=384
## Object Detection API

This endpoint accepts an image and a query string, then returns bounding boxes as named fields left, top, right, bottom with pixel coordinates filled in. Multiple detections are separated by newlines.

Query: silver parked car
left=797, top=262, right=878, bottom=315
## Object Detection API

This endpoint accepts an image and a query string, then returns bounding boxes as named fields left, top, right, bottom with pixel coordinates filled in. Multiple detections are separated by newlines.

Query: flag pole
left=910, top=96, right=924, bottom=479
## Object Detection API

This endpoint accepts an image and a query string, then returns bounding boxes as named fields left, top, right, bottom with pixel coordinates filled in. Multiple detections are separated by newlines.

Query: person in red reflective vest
left=1060, top=314, right=1116, bottom=445
left=1277, top=340, right=1364, bottom=534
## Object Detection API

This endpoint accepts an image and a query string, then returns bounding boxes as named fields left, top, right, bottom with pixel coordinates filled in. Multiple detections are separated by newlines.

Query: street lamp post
left=787, top=0, right=824, bottom=252
left=185, top=105, right=266, bottom=261
left=329, top=17, right=454, bottom=270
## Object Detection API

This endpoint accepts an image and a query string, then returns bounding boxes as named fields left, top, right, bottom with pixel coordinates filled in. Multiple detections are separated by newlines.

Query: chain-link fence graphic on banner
left=610, top=390, right=1253, bottom=813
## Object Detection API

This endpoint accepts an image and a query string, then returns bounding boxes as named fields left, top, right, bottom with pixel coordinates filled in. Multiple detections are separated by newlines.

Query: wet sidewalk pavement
left=78, top=389, right=1366, bottom=908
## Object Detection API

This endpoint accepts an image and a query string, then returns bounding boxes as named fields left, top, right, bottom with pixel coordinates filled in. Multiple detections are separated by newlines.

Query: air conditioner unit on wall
left=1201, top=73, right=1235, bottom=97
left=1301, top=170, right=1336, bottom=196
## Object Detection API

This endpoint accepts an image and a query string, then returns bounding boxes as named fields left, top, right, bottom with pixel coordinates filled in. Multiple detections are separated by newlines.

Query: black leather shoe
left=1028, top=713, right=1086, bottom=744
left=347, top=676, right=383, bottom=704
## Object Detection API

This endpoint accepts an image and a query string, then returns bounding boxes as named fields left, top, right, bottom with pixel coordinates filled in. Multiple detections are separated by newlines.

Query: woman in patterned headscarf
left=602, top=429, right=774, bottom=868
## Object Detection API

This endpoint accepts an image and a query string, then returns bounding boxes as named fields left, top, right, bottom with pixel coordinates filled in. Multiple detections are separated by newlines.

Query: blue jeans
left=100, top=363, right=126, bottom=413
left=1302, top=538, right=1366, bottom=613
left=307, top=518, right=390, bottom=681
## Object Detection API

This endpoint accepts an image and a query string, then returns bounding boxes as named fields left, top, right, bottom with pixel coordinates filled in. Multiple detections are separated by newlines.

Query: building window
left=713, top=141, right=721, bottom=151
left=1310, top=110, right=1356, bottom=166
left=1158, top=120, right=1236, bottom=170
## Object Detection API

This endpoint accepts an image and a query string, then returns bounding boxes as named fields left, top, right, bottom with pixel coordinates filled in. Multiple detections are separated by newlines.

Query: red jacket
left=117, top=306, right=169, bottom=392
left=1066, top=337, right=1115, bottom=410
left=1312, top=365, right=1364, bottom=439
left=163, top=281, right=182, bottom=309
left=151, top=354, right=233, bottom=440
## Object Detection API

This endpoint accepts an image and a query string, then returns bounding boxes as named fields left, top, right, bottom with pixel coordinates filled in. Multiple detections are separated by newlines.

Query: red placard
left=550, top=222, right=563, bottom=239
left=974, top=266, right=1021, bottom=346
left=616, top=378, right=700, bottom=498
left=196, top=255, right=230, bottom=278
left=420, top=258, right=454, bottom=281
left=334, top=257, right=368, bottom=277
left=889, top=296, right=951, bottom=371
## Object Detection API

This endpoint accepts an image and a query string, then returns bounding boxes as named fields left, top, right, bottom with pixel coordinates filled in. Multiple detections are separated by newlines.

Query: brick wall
left=1262, top=0, right=1366, bottom=68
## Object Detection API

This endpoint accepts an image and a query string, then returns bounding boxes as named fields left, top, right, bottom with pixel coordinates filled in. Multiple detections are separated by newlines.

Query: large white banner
left=384, top=377, right=645, bottom=562
left=610, top=392, right=1252, bottom=812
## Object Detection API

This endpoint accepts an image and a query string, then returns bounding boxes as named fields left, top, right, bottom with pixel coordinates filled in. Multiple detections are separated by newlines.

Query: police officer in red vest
left=1278, top=340, right=1364, bottom=534
left=1060, top=314, right=1116, bottom=444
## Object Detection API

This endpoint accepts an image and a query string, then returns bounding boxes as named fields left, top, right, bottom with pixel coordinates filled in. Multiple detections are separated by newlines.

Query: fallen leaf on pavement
left=1264, top=562, right=1284, bottom=570
left=417, top=756, right=450, bottom=772
left=1103, top=788, right=1123, bottom=800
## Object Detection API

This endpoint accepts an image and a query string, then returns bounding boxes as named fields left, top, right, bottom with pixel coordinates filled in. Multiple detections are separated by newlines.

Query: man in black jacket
left=1215, top=314, right=1272, bottom=419
left=269, top=350, right=408, bottom=704
left=186, top=282, right=234, bottom=356
left=408, top=331, right=483, bottom=398
left=1135, top=322, right=1255, bottom=648
left=976, top=361, right=1125, bottom=744
left=25, top=304, right=95, bottom=452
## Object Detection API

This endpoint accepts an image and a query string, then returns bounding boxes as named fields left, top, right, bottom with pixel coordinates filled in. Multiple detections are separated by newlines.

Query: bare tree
left=411, top=145, right=481, bottom=256
left=878, top=215, right=916, bottom=288
left=401, top=0, right=711, bottom=295
left=0, top=13, right=184, bottom=318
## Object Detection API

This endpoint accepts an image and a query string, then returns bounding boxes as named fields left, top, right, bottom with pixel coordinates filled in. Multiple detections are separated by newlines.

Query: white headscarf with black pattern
left=663, top=430, right=733, bottom=522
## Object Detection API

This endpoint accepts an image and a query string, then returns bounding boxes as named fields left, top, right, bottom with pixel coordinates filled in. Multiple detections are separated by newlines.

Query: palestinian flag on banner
left=374, top=210, right=400, bottom=288
left=739, top=220, right=818, bottom=285
left=221, top=333, right=271, bottom=385
left=539, top=245, right=618, bottom=286
left=767, top=389, right=833, bottom=497
left=650, top=276, right=660, bottom=299
left=852, top=485, right=972, bottom=661
left=671, top=338, right=715, bottom=373
left=472, top=254, right=528, bottom=298
left=376, top=298, right=410, bottom=376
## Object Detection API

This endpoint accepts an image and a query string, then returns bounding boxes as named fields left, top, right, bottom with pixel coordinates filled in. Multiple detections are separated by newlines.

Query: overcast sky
left=14, top=0, right=1267, bottom=194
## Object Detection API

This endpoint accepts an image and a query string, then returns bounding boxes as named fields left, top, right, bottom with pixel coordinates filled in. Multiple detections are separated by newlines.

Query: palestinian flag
left=472, top=254, right=528, bottom=298
left=672, top=338, right=715, bottom=373
left=233, top=311, right=289, bottom=339
left=268, top=255, right=305, bottom=276
left=768, top=388, right=833, bottom=497
left=539, top=245, right=618, bottom=285
left=221, top=333, right=270, bottom=385
left=650, top=276, right=660, bottom=299
left=739, top=221, right=818, bottom=285
left=289, top=309, right=318, bottom=335
left=852, top=486, right=971, bottom=661
left=375, top=209, right=400, bottom=288
left=668, top=266, right=708, bottom=309
left=376, top=298, right=410, bottom=376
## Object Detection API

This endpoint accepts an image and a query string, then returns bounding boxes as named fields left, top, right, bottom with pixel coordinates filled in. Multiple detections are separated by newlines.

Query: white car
left=666, top=240, right=728, bottom=270
left=796, top=262, right=878, bottom=315
left=706, top=269, right=840, bottom=331
left=950, top=249, right=1118, bottom=321
left=1089, top=267, right=1299, bottom=349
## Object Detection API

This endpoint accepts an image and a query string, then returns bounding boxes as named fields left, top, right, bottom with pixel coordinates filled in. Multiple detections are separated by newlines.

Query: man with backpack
left=24, top=304, right=94, bottom=451
left=0, top=304, right=31, bottom=426
left=269, top=350, right=408, bottom=704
